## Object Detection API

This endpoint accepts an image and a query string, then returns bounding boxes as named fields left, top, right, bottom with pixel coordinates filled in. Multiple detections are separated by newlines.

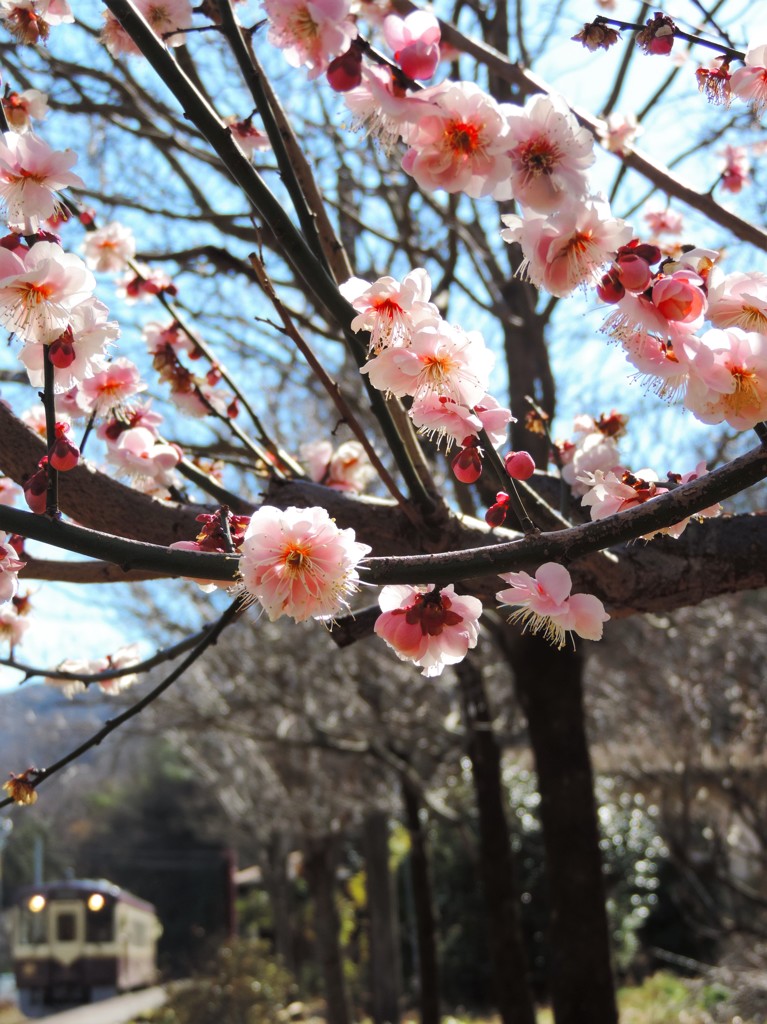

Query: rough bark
left=4, top=403, right=767, bottom=616
left=401, top=781, right=441, bottom=1024
left=303, top=835, right=351, bottom=1024
left=362, top=812, right=402, bottom=1024
left=455, top=656, right=537, bottom=1024
left=502, top=632, right=618, bottom=1024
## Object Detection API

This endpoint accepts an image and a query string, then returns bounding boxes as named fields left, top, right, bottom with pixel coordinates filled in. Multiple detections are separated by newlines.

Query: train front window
left=56, top=912, right=76, bottom=941
left=86, top=901, right=114, bottom=942
left=19, top=908, right=47, bottom=944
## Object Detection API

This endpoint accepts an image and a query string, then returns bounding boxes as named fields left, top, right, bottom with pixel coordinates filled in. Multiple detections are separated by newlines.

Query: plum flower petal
left=0, top=531, right=25, bottom=604
left=239, top=505, right=371, bottom=623
left=0, top=131, right=84, bottom=233
left=496, top=562, right=609, bottom=648
left=374, top=583, right=482, bottom=677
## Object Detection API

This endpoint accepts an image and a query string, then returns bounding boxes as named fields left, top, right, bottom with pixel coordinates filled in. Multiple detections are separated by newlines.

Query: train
left=11, top=878, right=161, bottom=1015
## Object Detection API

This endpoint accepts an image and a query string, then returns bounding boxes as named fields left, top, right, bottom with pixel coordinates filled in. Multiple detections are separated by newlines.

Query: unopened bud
left=327, top=47, right=363, bottom=92
left=23, top=459, right=49, bottom=515
left=504, top=450, right=536, bottom=481
left=596, top=269, right=625, bottom=304
left=452, top=443, right=483, bottom=484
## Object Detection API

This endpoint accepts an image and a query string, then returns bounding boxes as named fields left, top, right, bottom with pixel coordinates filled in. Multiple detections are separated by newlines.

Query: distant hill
left=0, top=682, right=120, bottom=770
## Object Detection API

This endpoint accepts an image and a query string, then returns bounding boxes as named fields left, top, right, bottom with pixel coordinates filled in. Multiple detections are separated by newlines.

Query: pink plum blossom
left=0, top=132, right=83, bottom=233
left=401, top=81, right=512, bottom=198
left=474, top=394, right=515, bottom=447
left=82, top=222, right=136, bottom=273
left=374, top=583, right=482, bottom=677
left=502, top=93, right=595, bottom=213
left=731, top=31, right=767, bottom=118
left=300, top=439, right=375, bottom=492
left=707, top=270, right=767, bottom=334
left=719, top=145, right=751, bottom=193
left=644, top=208, right=684, bottom=236
left=361, top=318, right=494, bottom=406
left=118, top=262, right=176, bottom=303
left=262, top=0, right=357, bottom=79
left=620, top=328, right=695, bottom=401
left=343, top=64, right=432, bottom=150
left=101, top=0, right=192, bottom=55
left=502, top=198, right=632, bottom=298
left=643, top=462, right=720, bottom=539
left=0, top=241, right=95, bottom=344
left=19, top=297, right=117, bottom=391
left=579, top=467, right=667, bottom=520
left=0, top=477, right=21, bottom=505
left=238, top=504, right=370, bottom=623
left=383, top=11, right=441, bottom=81
left=0, top=605, right=29, bottom=648
left=598, top=112, right=642, bottom=155
left=78, top=357, right=146, bottom=416
left=107, top=426, right=181, bottom=491
left=496, top=562, right=609, bottom=649
left=340, top=268, right=437, bottom=352
left=0, top=530, right=25, bottom=604
left=409, top=393, right=482, bottom=449
left=224, top=116, right=272, bottom=157
left=2, top=89, right=49, bottom=132
left=560, top=428, right=621, bottom=496
left=684, top=328, right=767, bottom=430
left=652, top=269, right=708, bottom=323
left=0, top=0, right=72, bottom=44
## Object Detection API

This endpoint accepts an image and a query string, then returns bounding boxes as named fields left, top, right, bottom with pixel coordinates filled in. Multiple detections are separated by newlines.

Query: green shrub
left=141, top=938, right=297, bottom=1024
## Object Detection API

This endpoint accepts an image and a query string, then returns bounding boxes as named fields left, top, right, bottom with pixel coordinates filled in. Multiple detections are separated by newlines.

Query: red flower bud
left=23, top=460, right=49, bottom=515
left=485, top=492, right=509, bottom=528
left=49, top=425, right=80, bottom=472
left=48, top=330, right=76, bottom=368
left=615, top=252, right=652, bottom=292
left=596, top=269, right=625, bottom=304
left=327, top=47, right=363, bottom=92
left=504, top=450, right=535, bottom=481
left=452, top=443, right=483, bottom=483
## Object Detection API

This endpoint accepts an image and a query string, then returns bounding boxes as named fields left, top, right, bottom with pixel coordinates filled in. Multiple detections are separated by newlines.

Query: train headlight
left=87, top=893, right=105, bottom=912
left=28, top=895, right=45, bottom=912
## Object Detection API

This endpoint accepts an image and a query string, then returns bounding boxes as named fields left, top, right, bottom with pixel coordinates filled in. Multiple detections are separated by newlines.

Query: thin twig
left=0, top=598, right=244, bottom=807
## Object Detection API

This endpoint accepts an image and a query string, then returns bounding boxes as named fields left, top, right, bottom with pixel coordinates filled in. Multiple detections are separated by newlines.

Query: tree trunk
left=502, top=631, right=618, bottom=1024
left=401, top=780, right=441, bottom=1024
left=454, top=657, right=537, bottom=1024
left=304, top=834, right=351, bottom=1024
left=362, top=811, right=402, bottom=1024
left=264, top=831, right=297, bottom=974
